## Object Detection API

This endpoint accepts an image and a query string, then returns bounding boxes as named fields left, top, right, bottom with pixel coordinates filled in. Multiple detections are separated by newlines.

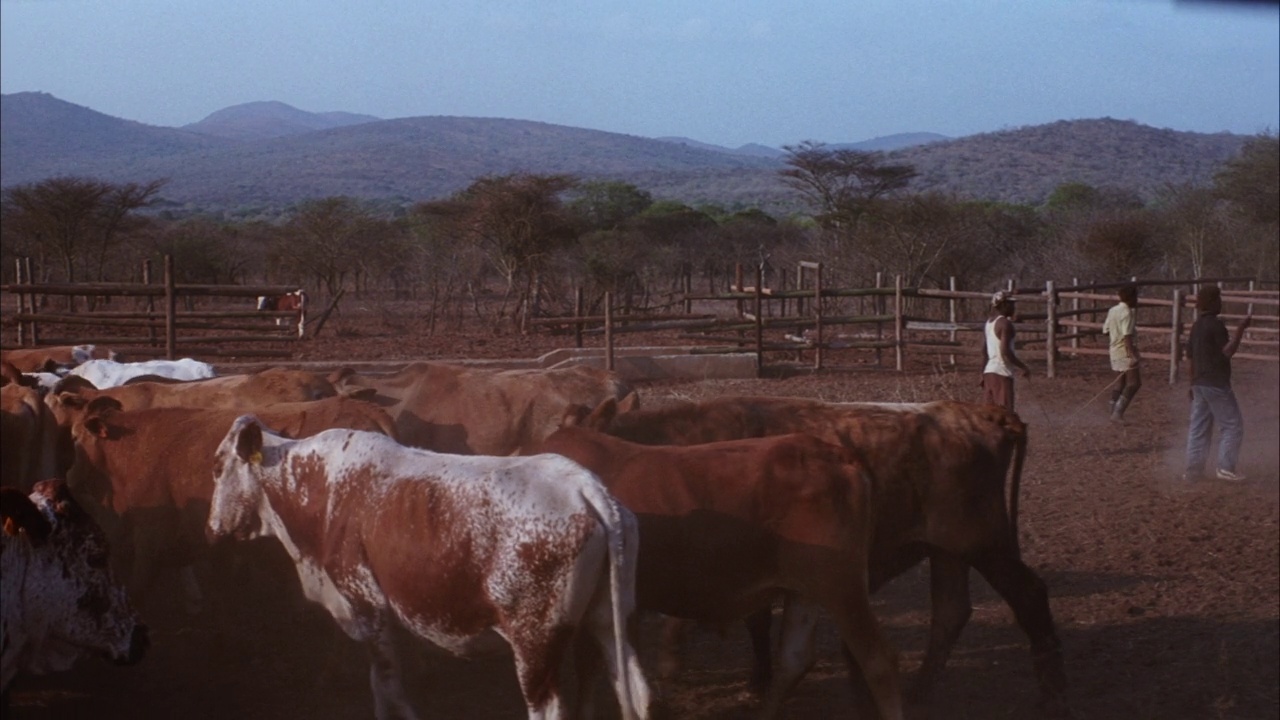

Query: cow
left=1, top=480, right=148, bottom=693
left=46, top=367, right=339, bottom=428
left=575, top=394, right=1065, bottom=711
left=207, top=417, right=652, bottom=720
left=256, top=289, right=307, bottom=338
left=326, top=362, right=634, bottom=455
left=64, top=396, right=399, bottom=614
left=67, top=358, right=216, bottom=389
left=1, top=384, right=71, bottom=493
left=535, top=419, right=903, bottom=720
left=1, top=345, right=115, bottom=374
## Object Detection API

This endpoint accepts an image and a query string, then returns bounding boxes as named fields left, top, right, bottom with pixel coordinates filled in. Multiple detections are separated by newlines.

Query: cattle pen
left=528, top=262, right=1280, bottom=381
left=2, top=255, right=306, bottom=359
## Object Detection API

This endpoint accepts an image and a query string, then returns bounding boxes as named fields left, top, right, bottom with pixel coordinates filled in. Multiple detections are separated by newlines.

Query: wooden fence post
left=1045, top=280, right=1057, bottom=379
left=604, top=291, right=614, bottom=372
left=875, top=271, right=884, bottom=367
left=754, top=264, right=764, bottom=378
left=1169, top=288, right=1182, bottom=385
left=24, top=257, right=40, bottom=346
left=948, top=276, right=957, bottom=366
left=164, top=254, right=176, bottom=360
left=894, top=274, right=904, bottom=371
left=15, top=259, right=26, bottom=346
left=1071, top=277, right=1080, bottom=353
left=574, top=288, right=584, bottom=349
left=814, top=263, right=824, bottom=371
left=142, top=259, right=157, bottom=347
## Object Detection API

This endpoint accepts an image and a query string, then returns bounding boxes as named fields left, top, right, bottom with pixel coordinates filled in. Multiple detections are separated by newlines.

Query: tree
left=567, top=181, right=653, bottom=232
left=274, top=197, right=383, bottom=298
left=779, top=140, right=918, bottom=229
left=415, top=173, right=579, bottom=322
left=1213, top=133, right=1279, bottom=225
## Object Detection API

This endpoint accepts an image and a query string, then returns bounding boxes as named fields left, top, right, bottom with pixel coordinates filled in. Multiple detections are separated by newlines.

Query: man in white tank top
left=980, top=290, right=1031, bottom=411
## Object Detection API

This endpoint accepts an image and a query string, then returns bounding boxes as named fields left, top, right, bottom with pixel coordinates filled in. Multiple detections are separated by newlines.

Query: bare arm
left=1123, top=334, right=1140, bottom=364
left=997, top=317, right=1031, bottom=378
left=1223, top=315, right=1253, bottom=358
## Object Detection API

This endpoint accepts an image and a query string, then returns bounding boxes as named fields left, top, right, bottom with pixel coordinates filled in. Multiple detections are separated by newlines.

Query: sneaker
left=1215, top=468, right=1247, bottom=482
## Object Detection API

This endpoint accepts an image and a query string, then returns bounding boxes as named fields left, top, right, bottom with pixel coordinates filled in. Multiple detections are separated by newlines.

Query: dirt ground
left=7, top=308, right=1278, bottom=720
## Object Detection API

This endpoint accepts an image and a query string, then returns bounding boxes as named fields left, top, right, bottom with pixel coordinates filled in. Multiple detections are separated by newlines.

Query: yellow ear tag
left=249, top=451, right=264, bottom=465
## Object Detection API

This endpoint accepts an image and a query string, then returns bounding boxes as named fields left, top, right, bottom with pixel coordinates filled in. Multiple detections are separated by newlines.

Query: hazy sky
left=2, top=0, right=1277, bottom=147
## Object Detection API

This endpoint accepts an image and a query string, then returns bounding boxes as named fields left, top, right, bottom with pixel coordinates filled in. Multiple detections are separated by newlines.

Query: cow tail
left=579, top=479, right=644, bottom=720
left=1008, top=416, right=1028, bottom=558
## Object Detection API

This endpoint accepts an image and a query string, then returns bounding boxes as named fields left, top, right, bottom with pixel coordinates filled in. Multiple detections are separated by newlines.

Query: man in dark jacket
left=1184, top=285, right=1253, bottom=482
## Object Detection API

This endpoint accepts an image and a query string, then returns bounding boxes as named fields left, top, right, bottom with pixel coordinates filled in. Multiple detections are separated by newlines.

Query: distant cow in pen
left=255, top=290, right=307, bottom=338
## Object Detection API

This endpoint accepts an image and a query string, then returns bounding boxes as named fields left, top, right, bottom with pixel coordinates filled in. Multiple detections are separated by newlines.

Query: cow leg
left=744, top=607, right=773, bottom=695
left=580, top=594, right=651, bottom=720
left=366, top=627, right=420, bottom=720
left=757, top=595, right=819, bottom=720
left=655, top=616, right=687, bottom=690
left=969, top=549, right=1068, bottom=714
left=829, top=589, right=904, bottom=720
left=909, top=551, right=973, bottom=701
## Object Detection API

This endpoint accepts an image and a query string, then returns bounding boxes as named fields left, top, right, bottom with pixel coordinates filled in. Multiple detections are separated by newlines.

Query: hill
left=182, top=101, right=381, bottom=141
left=0, top=93, right=1254, bottom=213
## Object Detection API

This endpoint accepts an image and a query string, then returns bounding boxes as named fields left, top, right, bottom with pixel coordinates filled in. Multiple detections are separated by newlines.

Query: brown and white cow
left=535, top=420, right=903, bottom=720
left=256, top=289, right=307, bottom=337
left=46, top=366, right=339, bottom=427
left=327, top=362, right=634, bottom=455
left=1, top=480, right=148, bottom=692
left=207, top=418, right=652, bottom=720
left=578, top=394, right=1064, bottom=710
left=2, top=384, right=71, bottom=493
left=64, top=396, right=399, bottom=612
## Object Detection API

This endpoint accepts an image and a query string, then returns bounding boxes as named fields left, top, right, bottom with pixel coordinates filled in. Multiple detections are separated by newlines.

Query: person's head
left=1196, top=285, right=1222, bottom=315
left=991, top=290, right=1016, bottom=316
left=1118, top=283, right=1138, bottom=307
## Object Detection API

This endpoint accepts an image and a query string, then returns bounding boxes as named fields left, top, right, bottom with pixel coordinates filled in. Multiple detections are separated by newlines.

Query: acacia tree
left=273, top=196, right=383, bottom=298
left=1214, top=133, right=1279, bottom=225
left=1, top=176, right=164, bottom=284
left=779, top=140, right=918, bottom=230
left=416, top=173, right=579, bottom=322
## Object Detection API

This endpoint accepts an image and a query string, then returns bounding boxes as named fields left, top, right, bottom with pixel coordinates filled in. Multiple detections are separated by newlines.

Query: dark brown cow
left=1, top=384, right=71, bottom=493
left=65, top=396, right=398, bottom=610
left=535, top=421, right=903, bottom=720
left=328, top=362, right=633, bottom=455
left=578, top=394, right=1064, bottom=710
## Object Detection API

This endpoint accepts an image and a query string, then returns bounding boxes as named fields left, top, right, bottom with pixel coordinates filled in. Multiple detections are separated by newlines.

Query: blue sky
left=1, top=0, right=1276, bottom=147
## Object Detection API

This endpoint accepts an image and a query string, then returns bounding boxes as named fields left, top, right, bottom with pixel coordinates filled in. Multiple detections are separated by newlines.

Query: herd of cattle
left=0, top=343, right=1066, bottom=719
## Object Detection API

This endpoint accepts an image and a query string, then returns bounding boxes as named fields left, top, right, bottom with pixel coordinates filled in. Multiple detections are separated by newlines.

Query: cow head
left=559, top=392, right=640, bottom=431
left=207, top=416, right=270, bottom=544
left=2, top=480, right=147, bottom=679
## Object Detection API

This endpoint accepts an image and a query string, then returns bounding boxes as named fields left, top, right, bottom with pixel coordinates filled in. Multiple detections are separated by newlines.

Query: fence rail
left=2, top=255, right=305, bottom=359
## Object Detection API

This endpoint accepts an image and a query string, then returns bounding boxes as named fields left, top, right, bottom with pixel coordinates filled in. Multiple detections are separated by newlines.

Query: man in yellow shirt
left=1102, top=284, right=1141, bottom=421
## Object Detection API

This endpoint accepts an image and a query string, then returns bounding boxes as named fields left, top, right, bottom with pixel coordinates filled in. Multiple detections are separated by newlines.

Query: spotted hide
left=206, top=417, right=651, bottom=720
left=535, top=421, right=903, bottom=720
left=1, top=480, right=147, bottom=693
left=579, top=394, right=1064, bottom=711
left=327, top=362, right=634, bottom=455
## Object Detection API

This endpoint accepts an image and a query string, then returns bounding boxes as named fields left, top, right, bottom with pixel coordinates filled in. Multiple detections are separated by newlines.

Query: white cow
left=207, top=417, right=651, bottom=720
left=1, top=480, right=148, bottom=691
left=68, top=358, right=216, bottom=389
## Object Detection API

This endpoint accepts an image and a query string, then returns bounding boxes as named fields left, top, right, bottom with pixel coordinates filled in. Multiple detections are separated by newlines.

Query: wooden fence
left=530, top=263, right=1280, bottom=380
left=2, top=256, right=305, bottom=359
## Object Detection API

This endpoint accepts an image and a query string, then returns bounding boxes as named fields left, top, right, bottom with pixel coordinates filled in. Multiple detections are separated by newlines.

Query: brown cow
left=65, top=396, right=398, bottom=612
left=578, top=394, right=1064, bottom=711
left=535, top=420, right=903, bottom=720
left=1, top=384, right=71, bottom=493
left=46, top=366, right=339, bottom=427
left=328, top=362, right=633, bottom=455
left=1, top=345, right=115, bottom=373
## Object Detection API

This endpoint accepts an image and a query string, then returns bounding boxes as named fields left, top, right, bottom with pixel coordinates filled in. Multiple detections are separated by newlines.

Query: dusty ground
left=7, top=305, right=1279, bottom=720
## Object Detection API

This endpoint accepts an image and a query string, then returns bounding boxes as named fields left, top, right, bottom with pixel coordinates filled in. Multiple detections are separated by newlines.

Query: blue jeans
left=1185, top=385, right=1244, bottom=475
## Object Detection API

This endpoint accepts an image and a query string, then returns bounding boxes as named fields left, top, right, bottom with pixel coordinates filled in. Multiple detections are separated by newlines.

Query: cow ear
left=560, top=404, right=589, bottom=428
left=86, top=396, right=124, bottom=416
left=84, top=417, right=111, bottom=439
left=585, top=397, right=619, bottom=430
left=616, top=391, right=641, bottom=414
left=236, top=422, right=265, bottom=464
left=328, top=367, right=356, bottom=386
left=0, top=488, right=52, bottom=544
